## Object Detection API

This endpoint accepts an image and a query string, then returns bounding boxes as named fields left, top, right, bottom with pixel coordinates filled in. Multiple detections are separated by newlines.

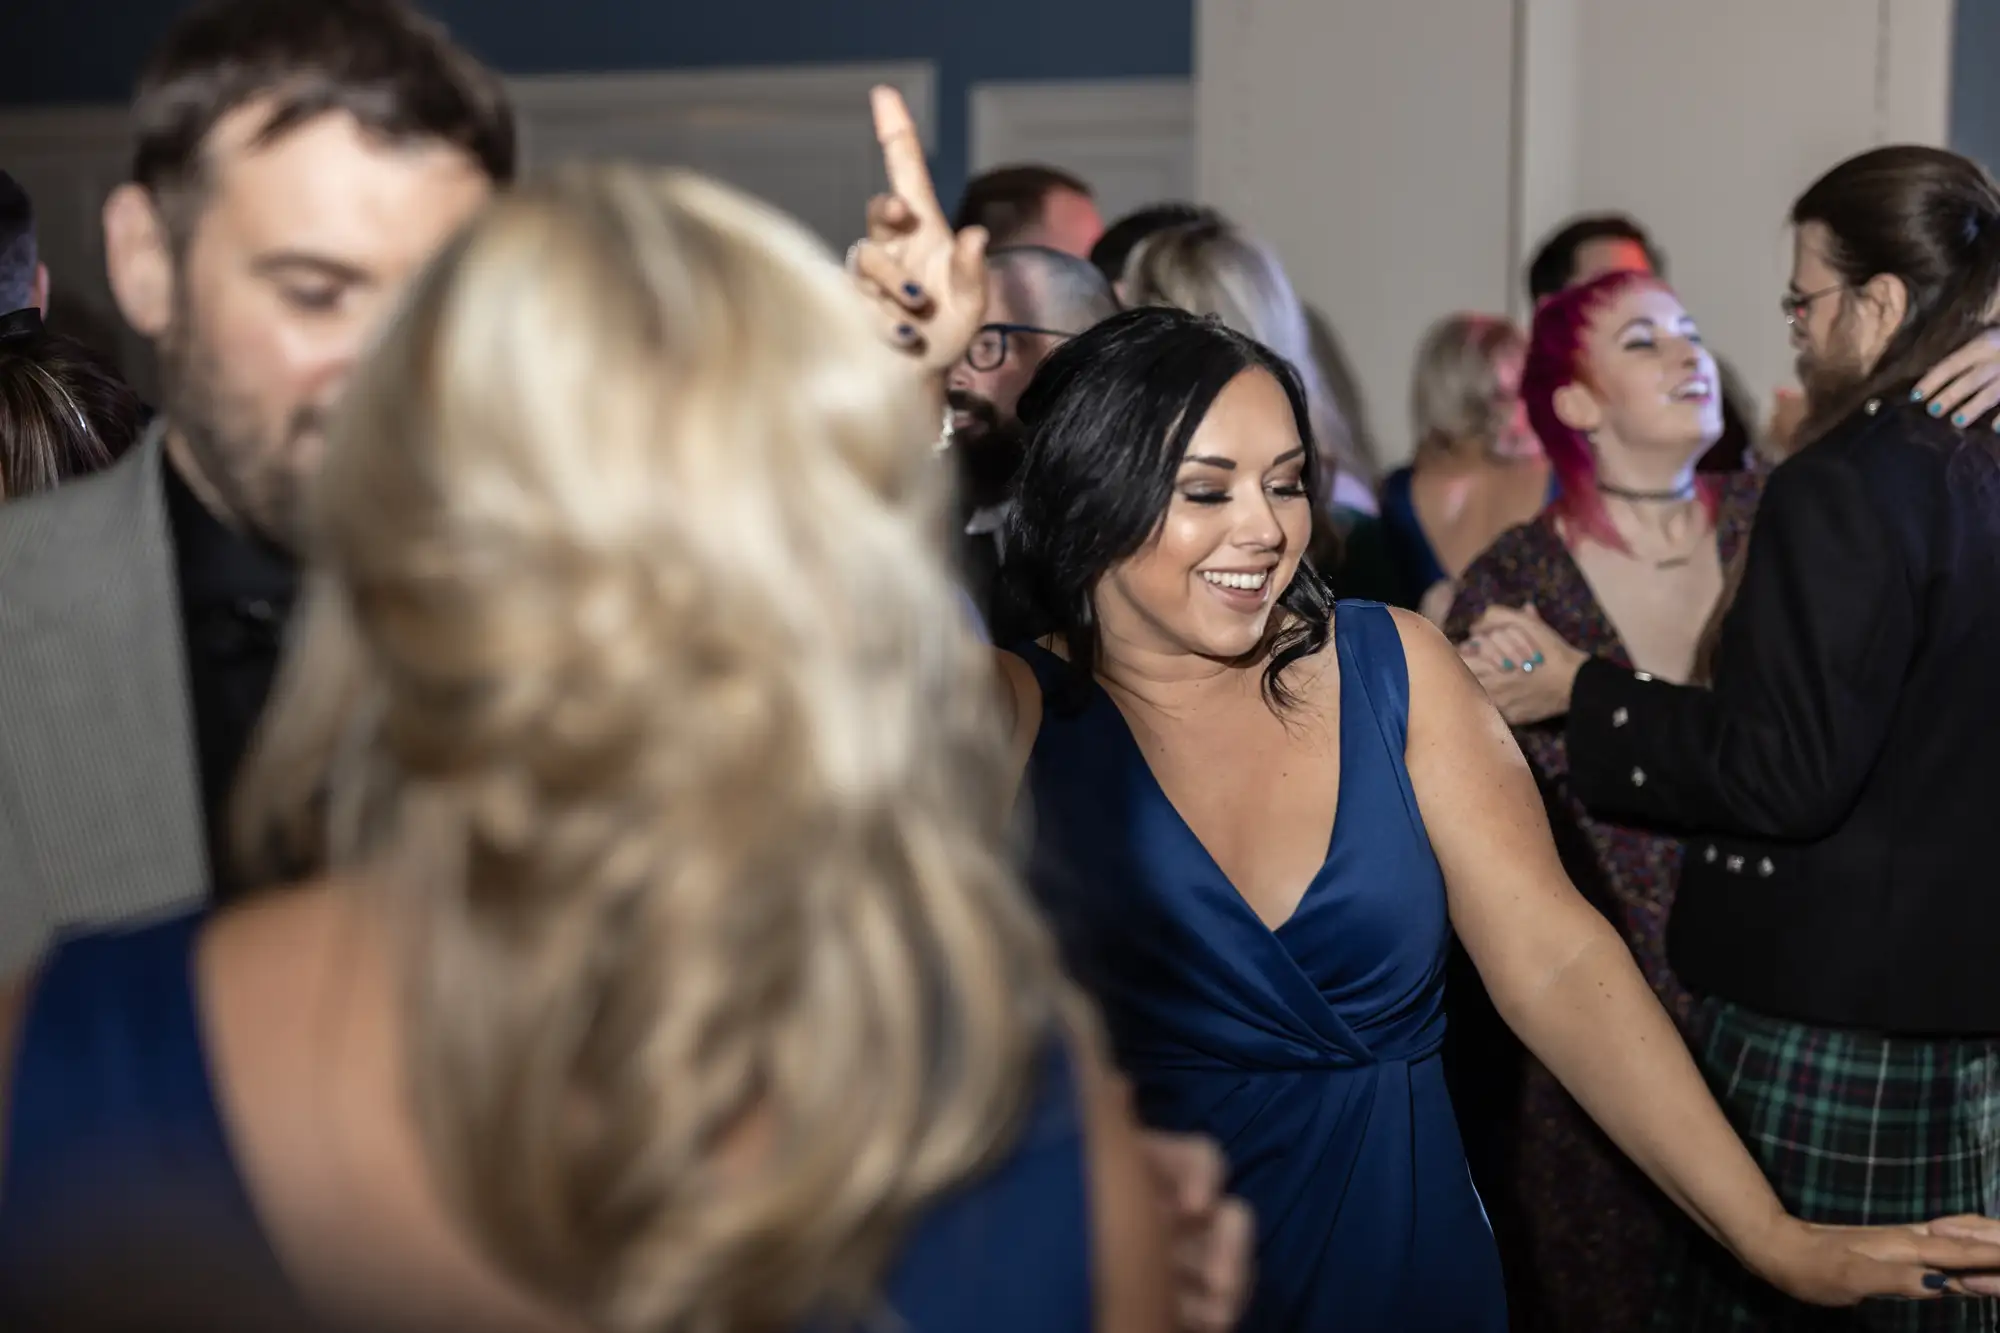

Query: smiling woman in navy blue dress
left=993, top=305, right=2000, bottom=1332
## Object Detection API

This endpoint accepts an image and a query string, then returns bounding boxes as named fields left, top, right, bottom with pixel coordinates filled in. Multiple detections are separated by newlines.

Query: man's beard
left=159, top=318, right=319, bottom=555
left=1795, top=319, right=1871, bottom=425
left=947, top=390, right=1024, bottom=509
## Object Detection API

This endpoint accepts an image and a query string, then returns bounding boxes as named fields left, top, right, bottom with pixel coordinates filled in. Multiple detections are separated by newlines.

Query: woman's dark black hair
left=1005, top=305, right=1335, bottom=712
left=0, top=311, right=143, bottom=496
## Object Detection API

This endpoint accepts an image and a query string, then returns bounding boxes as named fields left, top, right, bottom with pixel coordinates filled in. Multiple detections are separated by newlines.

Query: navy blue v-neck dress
left=1019, top=600, right=1508, bottom=1331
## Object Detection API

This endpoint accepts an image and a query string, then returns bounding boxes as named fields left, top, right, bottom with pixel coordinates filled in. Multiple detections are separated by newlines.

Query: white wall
left=1199, top=0, right=1956, bottom=464
left=970, top=78, right=1195, bottom=224
left=1555, top=0, right=1952, bottom=438
left=1198, top=0, right=1518, bottom=464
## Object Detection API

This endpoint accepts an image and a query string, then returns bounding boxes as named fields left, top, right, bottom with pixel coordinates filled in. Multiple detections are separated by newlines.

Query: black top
left=956, top=506, right=1043, bottom=647
left=163, top=455, right=298, bottom=904
left=1565, top=401, right=2000, bottom=1034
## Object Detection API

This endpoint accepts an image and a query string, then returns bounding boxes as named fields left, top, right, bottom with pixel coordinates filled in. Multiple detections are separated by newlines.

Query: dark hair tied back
left=1003, top=305, right=1335, bottom=712
left=1790, top=145, right=2000, bottom=438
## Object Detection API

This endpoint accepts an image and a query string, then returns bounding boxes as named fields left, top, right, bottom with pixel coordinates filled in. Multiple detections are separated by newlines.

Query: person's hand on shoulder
left=1911, top=326, right=2000, bottom=430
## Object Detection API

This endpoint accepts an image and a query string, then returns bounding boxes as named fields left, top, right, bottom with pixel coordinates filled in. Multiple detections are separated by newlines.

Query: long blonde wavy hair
left=235, top=165, right=1077, bottom=1332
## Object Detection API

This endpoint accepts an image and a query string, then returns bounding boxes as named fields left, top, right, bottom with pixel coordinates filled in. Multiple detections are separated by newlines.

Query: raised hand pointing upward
left=846, top=85, right=989, bottom=375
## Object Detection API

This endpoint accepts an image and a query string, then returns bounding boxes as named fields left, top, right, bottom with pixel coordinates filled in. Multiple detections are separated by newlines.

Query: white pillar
left=1198, top=0, right=1957, bottom=466
left=1197, top=0, right=1519, bottom=465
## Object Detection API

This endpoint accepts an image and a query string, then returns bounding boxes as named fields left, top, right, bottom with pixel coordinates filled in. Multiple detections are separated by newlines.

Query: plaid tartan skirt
left=1653, top=999, right=2000, bottom=1333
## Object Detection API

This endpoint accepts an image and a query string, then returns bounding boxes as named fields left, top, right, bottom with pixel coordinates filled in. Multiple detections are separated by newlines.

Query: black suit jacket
left=1566, top=401, right=2000, bottom=1034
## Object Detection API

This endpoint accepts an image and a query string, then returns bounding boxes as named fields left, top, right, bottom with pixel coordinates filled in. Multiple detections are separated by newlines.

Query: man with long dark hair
left=1472, top=145, right=2000, bottom=1329
left=0, top=0, right=514, bottom=970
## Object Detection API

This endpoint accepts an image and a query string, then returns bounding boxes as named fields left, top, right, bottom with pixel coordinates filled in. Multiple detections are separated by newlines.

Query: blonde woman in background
left=1380, top=313, right=1552, bottom=621
left=1122, top=220, right=1373, bottom=510
left=0, top=164, right=1172, bottom=1333
left=1120, top=219, right=1405, bottom=601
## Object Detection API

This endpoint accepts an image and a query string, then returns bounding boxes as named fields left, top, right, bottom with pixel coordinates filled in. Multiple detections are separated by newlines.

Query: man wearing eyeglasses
left=945, top=244, right=1117, bottom=642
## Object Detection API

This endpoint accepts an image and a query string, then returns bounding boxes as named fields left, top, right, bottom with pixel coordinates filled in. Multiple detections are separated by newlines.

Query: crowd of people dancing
left=5, top=2, right=2000, bottom=1331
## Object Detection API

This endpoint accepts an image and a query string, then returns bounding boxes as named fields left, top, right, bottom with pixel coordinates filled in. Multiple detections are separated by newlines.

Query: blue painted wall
left=1954, top=0, right=2000, bottom=174
left=0, top=0, right=1195, bottom=207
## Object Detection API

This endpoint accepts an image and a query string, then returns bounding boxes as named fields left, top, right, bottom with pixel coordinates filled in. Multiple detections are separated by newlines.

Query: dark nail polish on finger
left=902, top=281, right=923, bottom=300
left=1954, top=412, right=1970, bottom=427
left=895, top=323, right=916, bottom=342
left=1911, top=387, right=1927, bottom=401
left=1930, top=400, right=1946, bottom=417
left=1923, top=1272, right=1950, bottom=1292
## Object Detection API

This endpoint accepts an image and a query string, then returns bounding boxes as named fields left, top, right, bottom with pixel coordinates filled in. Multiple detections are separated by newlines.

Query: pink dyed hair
left=1523, top=269, right=1720, bottom=552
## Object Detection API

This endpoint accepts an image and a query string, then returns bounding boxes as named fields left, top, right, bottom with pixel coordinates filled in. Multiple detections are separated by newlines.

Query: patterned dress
left=1442, top=472, right=1762, bottom=1333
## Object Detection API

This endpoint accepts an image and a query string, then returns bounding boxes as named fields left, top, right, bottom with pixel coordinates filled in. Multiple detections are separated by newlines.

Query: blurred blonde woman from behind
left=1380, top=314, right=1552, bottom=621
left=0, top=165, right=1170, bottom=1333
left=1120, top=219, right=1405, bottom=602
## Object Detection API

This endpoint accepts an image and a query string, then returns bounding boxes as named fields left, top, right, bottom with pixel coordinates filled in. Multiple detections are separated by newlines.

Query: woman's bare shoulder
left=1384, top=604, right=1488, bottom=720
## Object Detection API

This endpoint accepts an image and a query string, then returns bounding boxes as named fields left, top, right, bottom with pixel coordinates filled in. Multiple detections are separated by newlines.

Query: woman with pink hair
left=1441, top=269, right=1761, bottom=1333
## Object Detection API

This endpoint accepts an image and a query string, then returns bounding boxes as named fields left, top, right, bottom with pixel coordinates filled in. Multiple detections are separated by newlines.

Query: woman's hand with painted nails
left=847, top=86, right=989, bottom=375
left=1459, top=604, right=1587, bottom=725
left=1922, top=1216, right=2000, bottom=1296
left=1911, top=326, right=2000, bottom=429
left=1744, top=1213, right=2000, bottom=1306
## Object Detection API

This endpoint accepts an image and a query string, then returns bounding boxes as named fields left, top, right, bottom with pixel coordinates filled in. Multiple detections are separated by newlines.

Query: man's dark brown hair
left=1790, top=145, right=2000, bottom=441
left=953, top=165, right=1092, bottom=248
left=132, top=0, right=515, bottom=237
left=1524, top=214, right=1663, bottom=303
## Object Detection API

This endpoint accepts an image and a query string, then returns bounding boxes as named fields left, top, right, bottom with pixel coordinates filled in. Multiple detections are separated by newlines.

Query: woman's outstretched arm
left=1390, top=606, right=2000, bottom=1305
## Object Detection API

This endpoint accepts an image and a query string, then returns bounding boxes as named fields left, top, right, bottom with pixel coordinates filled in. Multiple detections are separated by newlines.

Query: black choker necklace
left=1597, top=480, right=1696, bottom=503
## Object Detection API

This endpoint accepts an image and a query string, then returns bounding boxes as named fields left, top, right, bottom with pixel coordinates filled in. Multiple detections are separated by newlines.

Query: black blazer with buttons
left=1566, top=401, right=2000, bottom=1035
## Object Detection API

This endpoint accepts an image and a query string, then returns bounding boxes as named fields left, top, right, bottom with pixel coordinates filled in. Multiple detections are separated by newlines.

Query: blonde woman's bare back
left=1408, top=453, right=1553, bottom=587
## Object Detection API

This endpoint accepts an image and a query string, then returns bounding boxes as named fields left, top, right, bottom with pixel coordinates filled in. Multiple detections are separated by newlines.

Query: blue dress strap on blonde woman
left=0, top=911, right=1097, bottom=1332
